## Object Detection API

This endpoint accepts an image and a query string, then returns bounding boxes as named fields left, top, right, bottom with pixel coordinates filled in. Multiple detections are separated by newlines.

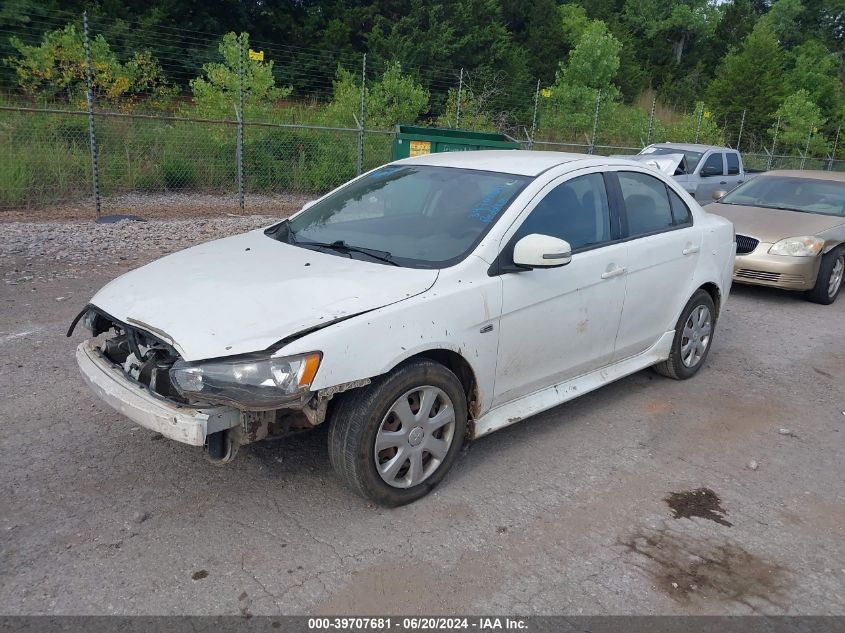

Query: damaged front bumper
left=76, top=340, right=240, bottom=446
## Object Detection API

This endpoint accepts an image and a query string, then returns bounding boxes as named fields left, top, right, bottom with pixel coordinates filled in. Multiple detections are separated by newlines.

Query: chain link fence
left=1, top=11, right=843, bottom=218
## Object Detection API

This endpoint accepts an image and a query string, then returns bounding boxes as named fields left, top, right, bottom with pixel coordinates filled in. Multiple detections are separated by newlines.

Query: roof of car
left=396, top=149, right=613, bottom=176
left=647, top=142, right=733, bottom=152
left=759, top=169, right=845, bottom=183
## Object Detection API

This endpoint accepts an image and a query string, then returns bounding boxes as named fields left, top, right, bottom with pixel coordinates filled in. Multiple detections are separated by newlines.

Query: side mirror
left=512, top=234, right=572, bottom=269
left=712, top=189, right=728, bottom=200
left=700, top=165, right=721, bottom=178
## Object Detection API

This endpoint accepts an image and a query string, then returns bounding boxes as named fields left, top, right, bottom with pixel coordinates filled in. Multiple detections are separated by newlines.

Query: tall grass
left=0, top=109, right=394, bottom=208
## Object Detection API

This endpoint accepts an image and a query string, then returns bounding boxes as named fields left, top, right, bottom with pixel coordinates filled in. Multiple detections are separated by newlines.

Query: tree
left=771, top=90, right=830, bottom=155
left=707, top=23, right=785, bottom=146
left=5, top=23, right=173, bottom=108
left=501, top=0, right=568, bottom=84
left=542, top=20, right=622, bottom=140
left=786, top=40, right=844, bottom=123
left=323, top=62, right=429, bottom=128
left=189, top=32, right=291, bottom=117
left=622, top=0, right=720, bottom=63
left=757, top=0, right=805, bottom=47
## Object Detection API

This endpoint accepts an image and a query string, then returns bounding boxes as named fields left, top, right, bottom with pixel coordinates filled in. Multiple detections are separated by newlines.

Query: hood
left=90, top=229, right=438, bottom=361
left=708, top=203, right=845, bottom=243
left=612, top=153, right=684, bottom=176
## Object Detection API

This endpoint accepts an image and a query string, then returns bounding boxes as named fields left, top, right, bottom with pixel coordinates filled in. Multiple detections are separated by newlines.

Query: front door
left=696, top=152, right=727, bottom=202
left=493, top=171, right=628, bottom=407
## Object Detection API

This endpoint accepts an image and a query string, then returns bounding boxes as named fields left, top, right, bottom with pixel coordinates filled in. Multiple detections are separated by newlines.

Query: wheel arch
left=399, top=349, right=480, bottom=424
left=698, top=282, right=722, bottom=316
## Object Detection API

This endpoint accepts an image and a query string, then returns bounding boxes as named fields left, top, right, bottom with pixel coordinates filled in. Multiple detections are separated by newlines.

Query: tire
left=805, top=247, right=844, bottom=305
left=653, top=289, right=717, bottom=380
left=328, top=359, right=467, bottom=506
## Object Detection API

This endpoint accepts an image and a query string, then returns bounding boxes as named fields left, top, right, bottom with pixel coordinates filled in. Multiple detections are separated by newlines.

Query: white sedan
left=69, top=151, right=736, bottom=506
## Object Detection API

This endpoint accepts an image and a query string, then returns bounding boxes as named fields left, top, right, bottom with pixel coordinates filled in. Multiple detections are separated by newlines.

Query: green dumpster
left=391, top=125, right=519, bottom=161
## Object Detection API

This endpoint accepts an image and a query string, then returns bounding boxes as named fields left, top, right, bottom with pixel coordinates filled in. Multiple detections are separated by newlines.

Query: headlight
left=170, top=351, right=321, bottom=409
left=768, top=236, right=824, bottom=257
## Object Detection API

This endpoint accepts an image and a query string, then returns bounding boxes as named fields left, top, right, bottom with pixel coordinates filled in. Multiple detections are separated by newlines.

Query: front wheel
left=806, top=247, right=844, bottom=305
left=653, top=290, right=717, bottom=380
left=328, top=359, right=467, bottom=506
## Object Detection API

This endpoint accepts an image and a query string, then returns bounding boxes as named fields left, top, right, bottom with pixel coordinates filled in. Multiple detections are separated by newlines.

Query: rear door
left=724, top=151, right=744, bottom=192
left=610, top=170, right=700, bottom=361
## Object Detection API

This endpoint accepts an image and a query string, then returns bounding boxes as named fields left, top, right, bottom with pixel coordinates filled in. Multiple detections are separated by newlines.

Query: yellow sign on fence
left=248, top=49, right=264, bottom=61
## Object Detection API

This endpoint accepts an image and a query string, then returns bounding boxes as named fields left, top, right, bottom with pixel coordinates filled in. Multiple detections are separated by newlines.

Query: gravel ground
left=1, top=218, right=843, bottom=616
left=1, top=215, right=279, bottom=283
left=0, top=192, right=311, bottom=222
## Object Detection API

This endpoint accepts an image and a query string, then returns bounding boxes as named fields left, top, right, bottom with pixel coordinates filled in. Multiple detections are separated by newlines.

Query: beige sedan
left=709, top=170, right=845, bottom=304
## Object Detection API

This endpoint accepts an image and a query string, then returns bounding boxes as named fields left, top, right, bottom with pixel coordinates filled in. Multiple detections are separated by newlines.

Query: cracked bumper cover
left=76, top=340, right=240, bottom=446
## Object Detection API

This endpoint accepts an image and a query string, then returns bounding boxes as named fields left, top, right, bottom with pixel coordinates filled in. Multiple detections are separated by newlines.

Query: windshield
left=278, top=165, right=531, bottom=268
left=641, top=146, right=704, bottom=173
left=720, top=176, right=845, bottom=217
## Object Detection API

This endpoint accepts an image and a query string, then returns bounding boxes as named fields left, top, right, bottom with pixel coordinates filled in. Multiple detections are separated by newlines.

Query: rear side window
left=617, top=172, right=674, bottom=237
left=513, top=173, right=612, bottom=251
left=668, top=188, right=692, bottom=225
left=726, top=152, right=740, bottom=175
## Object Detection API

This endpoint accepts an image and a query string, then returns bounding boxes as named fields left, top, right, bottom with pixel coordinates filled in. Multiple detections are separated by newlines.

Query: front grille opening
left=96, top=315, right=186, bottom=403
left=736, top=268, right=780, bottom=282
left=735, top=234, right=759, bottom=255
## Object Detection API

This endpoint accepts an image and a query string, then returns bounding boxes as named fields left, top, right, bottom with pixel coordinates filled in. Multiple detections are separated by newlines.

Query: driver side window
left=512, top=173, right=612, bottom=252
left=700, top=153, right=724, bottom=177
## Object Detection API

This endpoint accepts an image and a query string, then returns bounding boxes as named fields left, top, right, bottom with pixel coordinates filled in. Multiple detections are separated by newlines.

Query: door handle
left=719, top=181, right=727, bottom=185
left=601, top=265, right=626, bottom=279
left=683, top=245, right=700, bottom=256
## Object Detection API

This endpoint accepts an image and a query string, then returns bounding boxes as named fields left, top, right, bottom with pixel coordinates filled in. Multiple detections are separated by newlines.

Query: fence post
left=768, top=115, right=780, bottom=171
left=455, top=68, right=464, bottom=129
left=529, top=79, right=540, bottom=150
left=357, top=54, right=366, bottom=176
left=236, top=34, right=245, bottom=214
left=829, top=125, right=840, bottom=171
left=800, top=123, right=813, bottom=170
left=588, top=89, right=601, bottom=155
left=694, top=103, right=703, bottom=144
left=82, top=11, right=101, bottom=218
left=736, top=109, right=746, bottom=151
left=645, top=95, right=656, bottom=146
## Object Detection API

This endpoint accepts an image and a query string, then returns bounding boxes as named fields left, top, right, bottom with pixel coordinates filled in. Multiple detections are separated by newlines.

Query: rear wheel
left=806, top=247, right=844, bottom=305
left=653, top=290, right=716, bottom=380
left=328, top=359, right=467, bottom=506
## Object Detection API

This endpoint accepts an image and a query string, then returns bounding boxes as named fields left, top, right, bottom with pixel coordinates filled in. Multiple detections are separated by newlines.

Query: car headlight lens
left=768, top=236, right=824, bottom=257
left=170, top=352, right=321, bottom=409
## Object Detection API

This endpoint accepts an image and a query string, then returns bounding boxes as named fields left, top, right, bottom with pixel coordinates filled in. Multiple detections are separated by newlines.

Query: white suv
left=70, top=151, right=736, bottom=506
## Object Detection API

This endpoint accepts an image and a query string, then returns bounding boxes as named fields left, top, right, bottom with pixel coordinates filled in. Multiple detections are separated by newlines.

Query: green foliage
left=323, top=62, right=429, bottom=129
left=664, top=102, right=724, bottom=146
left=623, top=0, right=720, bottom=62
left=189, top=32, right=291, bottom=117
left=786, top=40, right=844, bottom=122
left=771, top=90, right=830, bottom=155
left=758, top=0, right=805, bottom=47
left=707, top=22, right=785, bottom=144
left=560, top=21, right=621, bottom=91
left=436, top=86, right=495, bottom=131
left=159, top=156, right=197, bottom=189
left=4, top=23, right=174, bottom=107
left=540, top=20, right=622, bottom=141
